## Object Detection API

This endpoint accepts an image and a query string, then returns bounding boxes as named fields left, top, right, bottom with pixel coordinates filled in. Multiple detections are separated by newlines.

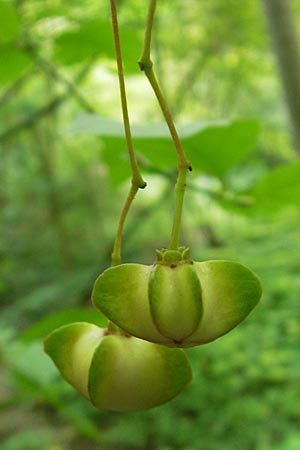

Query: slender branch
left=14, top=0, right=95, bottom=113
left=0, top=96, right=65, bottom=143
left=139, top=0, right=157, bottom=64
left=138, top=0, right=191, bottom=250
left=111, top=184, right=138, bottom=266
left=0, top=69, right=35, bottom=108
left=151, top=20, right=170, bottom=111
left=23, top=43, right=96, bottom=113
left=110, top=0, right=146, bottom=189
left=110, top=0, right=146, bottom=266
left=138, top=1, right=188, bottom=167
left=0, top=61, right=94, bottom=144
left=36, top=56, right=95, bottom=113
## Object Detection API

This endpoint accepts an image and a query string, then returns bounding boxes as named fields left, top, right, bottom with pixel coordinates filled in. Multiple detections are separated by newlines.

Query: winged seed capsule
left=44, top=322, right=191, bottom=412
left=92, top=247, right=262, bottom=347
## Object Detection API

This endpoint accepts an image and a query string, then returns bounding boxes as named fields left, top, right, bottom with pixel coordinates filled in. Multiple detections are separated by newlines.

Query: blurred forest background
left=1, top=0, right=300, bottom=449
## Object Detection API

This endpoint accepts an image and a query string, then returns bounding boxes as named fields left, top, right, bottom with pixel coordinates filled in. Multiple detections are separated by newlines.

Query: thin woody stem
left=111, top=184, right=138, bottom=266
left=110, top=0, right=146, bottom=188
left=110, top=0, right=146, bottom=266
left=138, top=0, right=191, bottom=250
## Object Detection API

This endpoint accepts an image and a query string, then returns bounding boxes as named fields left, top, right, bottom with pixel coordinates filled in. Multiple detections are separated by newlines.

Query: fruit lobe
left=149, top=263, right=202, bottom=342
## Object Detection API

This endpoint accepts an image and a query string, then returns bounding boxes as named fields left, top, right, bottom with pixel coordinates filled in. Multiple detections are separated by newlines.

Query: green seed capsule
left=92, top=248, right=262, bottom=347
left=44, top=322, right=192, bottom=412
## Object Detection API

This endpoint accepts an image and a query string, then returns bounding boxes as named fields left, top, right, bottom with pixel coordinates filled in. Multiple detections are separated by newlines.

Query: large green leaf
left=0, top=44, right=33, bottom=85
left=250, top=162, right=300, bottom=213
left=69, top=114, right=259, bottom=181
left=0, top=1, right=20, bottom=44
left=184, top=119, right=260, bottom=178
left=100, top=136, right=132, bottom=186
left=54, top=19, right=142, bottom=73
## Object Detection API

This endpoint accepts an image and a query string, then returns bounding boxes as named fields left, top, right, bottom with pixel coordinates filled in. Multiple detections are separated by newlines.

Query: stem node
left=138, top=59, right=153, bottom=71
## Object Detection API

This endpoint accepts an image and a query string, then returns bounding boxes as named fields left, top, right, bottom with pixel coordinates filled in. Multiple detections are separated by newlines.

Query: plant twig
left=138, top=0, right=191, bottom=250
left=23, top=43, right=96, bottom=113
left=0, top=69, right=35, bottom=108
left=14, top=0, right=94, bottom=113
left=110, top=0, right=146, bottom=266
left=0, top=61, right=94, bottom=144
left=0, top=96, right=65, bottom=143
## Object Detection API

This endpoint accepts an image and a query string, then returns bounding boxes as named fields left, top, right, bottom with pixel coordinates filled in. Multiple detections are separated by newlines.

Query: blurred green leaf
left=69, top=114, right=259, bottom=181
left=54, top=20, right=112, bottom=65
left=54, top=19, right=142, bottom=72
left=5, top=342, right=58, bottom=387
left=250, top=162, right=300, bottom=213
left=184, top=119, right=260, bottom=178
left=1, top=429, right=54, bottom=450
left=0, top=44, right=33, bottom=85
left=8, top=268, right=95, bottom=318
left=22, top=308, right=108, bottom=342
left=100, top=138, right=131, bottom=186
left=0, top=1, right=20, bottom=44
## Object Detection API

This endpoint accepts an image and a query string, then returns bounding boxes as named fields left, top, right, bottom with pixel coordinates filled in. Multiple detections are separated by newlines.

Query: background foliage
left=1, top=0, right=299, bottom=449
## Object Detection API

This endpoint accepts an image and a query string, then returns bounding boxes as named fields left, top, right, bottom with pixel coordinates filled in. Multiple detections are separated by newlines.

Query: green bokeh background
left=1, top=1, right=299, bottom=449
